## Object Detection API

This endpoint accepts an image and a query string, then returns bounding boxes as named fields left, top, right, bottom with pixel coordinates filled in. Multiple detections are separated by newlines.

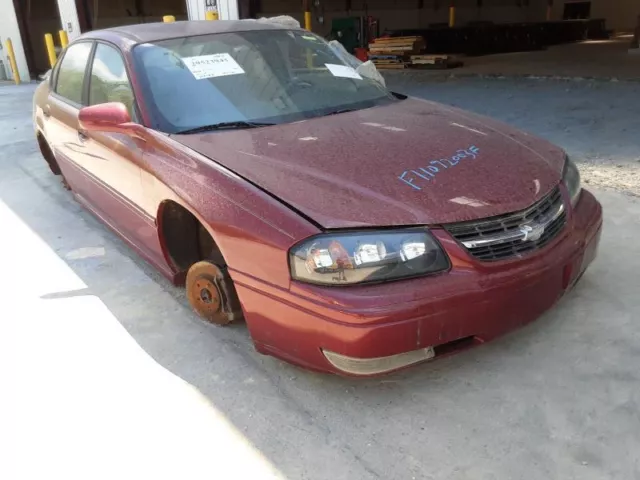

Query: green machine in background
left=328, top=16, right=379, bottom=54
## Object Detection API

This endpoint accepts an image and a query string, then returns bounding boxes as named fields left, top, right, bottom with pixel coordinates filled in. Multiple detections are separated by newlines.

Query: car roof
left=80, top=20, right=296, bottom=44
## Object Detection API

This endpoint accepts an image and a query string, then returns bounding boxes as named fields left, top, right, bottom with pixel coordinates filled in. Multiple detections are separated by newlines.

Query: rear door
left=46, top=41, right=94, bottom=195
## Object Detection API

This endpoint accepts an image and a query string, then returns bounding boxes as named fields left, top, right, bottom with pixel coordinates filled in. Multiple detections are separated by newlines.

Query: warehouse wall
left=58, top=0, right=81, bottom=41
left=552, top=0, right=640, bottom=31
left=258, top=0, right=551, bottom=36
left=26, top=0, right=61, bottom=74
left=88, top=0, right=187, bottom=29
left=0, top=0, right=30, bottom=81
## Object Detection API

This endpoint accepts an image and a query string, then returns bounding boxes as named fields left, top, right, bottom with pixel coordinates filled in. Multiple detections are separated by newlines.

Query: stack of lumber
left=368, top=55, right=406, bottom=69
left=368, top=36, right=464, bottom=70
left=368, top=36, right=425, bottom=69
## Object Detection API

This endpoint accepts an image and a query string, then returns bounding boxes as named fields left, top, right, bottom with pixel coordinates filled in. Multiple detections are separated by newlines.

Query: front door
left=47, top=40, right=153, bottom=252
left=78, top=41, right=154, bottom=247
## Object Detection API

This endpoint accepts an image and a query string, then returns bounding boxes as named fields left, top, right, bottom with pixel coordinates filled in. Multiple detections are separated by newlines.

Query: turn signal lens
left=290, top=229, right=449, bottom=286
left=563, top=155, right=582, bottom=206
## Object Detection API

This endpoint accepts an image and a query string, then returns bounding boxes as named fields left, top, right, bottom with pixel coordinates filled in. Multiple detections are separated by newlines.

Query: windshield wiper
left=175, top=121, right=275, bottom=135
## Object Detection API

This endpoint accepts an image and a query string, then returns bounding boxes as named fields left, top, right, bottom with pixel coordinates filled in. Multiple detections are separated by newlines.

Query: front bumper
left=233, top=189, right=603, bottom=376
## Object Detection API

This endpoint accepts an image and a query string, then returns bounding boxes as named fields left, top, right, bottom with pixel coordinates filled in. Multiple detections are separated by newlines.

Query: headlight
left=289, top=229, right=449, bottom=285
left=563, top=155, right=582, bottom=206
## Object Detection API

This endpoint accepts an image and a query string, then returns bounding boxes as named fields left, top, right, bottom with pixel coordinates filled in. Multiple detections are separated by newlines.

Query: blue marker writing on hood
left=398, top=146, right=480, bottom=190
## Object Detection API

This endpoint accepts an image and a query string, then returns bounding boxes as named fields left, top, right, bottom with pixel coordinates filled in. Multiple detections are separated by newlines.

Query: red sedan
left=33, top=21, right=602, bottom=376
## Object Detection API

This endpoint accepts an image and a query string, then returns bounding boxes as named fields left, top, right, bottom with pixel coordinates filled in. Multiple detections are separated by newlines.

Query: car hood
left=173, top=98, right=565, bottom=228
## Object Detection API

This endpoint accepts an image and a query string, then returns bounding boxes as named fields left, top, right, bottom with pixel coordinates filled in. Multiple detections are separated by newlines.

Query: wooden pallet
left=369, top=45, right=417, bottom=52
left=368, top=35, right=425, bottom=56
left=373, top=63, right=406, bottom=69
left=368, top=54, right=401, bottom=60
left=372, top=36, right=424, bottom=43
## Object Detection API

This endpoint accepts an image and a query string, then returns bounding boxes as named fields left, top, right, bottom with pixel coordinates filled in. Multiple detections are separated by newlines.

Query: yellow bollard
left=304, top=11, right=312, bottom=30
left=449, top=6, right=456, bottom=27
left=44, top=33, right=57, bottom=68
left=5, top=39, right=21, bottom=85
left=59, top=30, right=69, bottom=49
left=302, top=0, right=311, bottom=31
left=205, top=10, right=218, bottom=20
left=163, top=15, right=176, bottom=22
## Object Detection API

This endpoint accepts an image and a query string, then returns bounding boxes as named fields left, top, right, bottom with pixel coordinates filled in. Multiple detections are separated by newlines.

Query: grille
left=445, top=186, right=567, bottom=262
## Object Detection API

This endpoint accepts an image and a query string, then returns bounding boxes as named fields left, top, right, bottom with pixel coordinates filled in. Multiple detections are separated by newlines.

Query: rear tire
left=36, top=133, right=61, bottom=175
left=185, top=261, right=242, bottom=326
left=37, top=133, right=70, bottom=190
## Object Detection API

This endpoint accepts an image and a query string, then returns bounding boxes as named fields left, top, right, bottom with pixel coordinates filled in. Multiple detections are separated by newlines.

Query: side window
left=55, top=42, right=93, bottom=105
left=89, top=44, right=135, bottom=117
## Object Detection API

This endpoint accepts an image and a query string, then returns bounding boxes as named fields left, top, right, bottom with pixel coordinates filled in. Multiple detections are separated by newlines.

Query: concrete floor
left=1, top=82, right=640, bottom=480
left=385, top=75, right=640, bottom=196
left=402, top=36, right=640, bottom=81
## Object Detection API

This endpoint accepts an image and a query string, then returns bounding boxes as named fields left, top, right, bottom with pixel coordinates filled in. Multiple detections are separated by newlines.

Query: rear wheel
left=186, top=261, right=241, bottom=326
left=36, top=132, right=61, bottom=175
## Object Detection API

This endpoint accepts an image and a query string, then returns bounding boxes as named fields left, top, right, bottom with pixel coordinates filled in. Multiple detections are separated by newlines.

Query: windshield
left=132, top=29, right=396, bottom=133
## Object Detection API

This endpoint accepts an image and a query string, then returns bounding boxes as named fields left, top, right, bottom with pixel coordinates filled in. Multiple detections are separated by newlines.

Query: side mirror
left=78, top=102, right=138, bottom=136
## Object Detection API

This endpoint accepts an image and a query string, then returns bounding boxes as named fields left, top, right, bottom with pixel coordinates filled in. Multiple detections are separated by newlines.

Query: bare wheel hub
left=186, top=261, right=241, bottom=326
left=199, top=287, right=213, bottom=303
left=192, top=277, right=221, bottom=315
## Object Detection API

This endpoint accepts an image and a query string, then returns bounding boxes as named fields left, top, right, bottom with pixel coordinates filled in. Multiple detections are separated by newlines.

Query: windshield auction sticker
left=182, top=54, right=245, bottom=79
left=325, top=63, right=363, bottom=80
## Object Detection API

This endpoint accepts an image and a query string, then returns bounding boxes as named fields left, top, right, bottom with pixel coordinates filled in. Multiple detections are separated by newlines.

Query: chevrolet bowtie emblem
left=520, top=223, right=545, bottom=242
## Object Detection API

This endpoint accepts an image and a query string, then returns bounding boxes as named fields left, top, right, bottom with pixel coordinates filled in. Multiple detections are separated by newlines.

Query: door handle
left=43, top=105, right=51, bottom=118
left=77, top=130, right=89, bottom=142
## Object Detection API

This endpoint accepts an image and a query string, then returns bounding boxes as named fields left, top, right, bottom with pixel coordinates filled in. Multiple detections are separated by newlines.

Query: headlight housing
left=289, top=229, right=450, bottom=286
left=563, top=155, right=582, bottom=206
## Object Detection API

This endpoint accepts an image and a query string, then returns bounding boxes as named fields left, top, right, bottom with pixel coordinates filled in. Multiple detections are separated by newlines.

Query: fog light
left=322, top=347, right=435, bottom=375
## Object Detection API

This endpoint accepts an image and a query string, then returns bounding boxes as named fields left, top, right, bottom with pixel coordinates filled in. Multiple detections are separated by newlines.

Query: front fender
left=141, top=131, right=320, bottom=290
